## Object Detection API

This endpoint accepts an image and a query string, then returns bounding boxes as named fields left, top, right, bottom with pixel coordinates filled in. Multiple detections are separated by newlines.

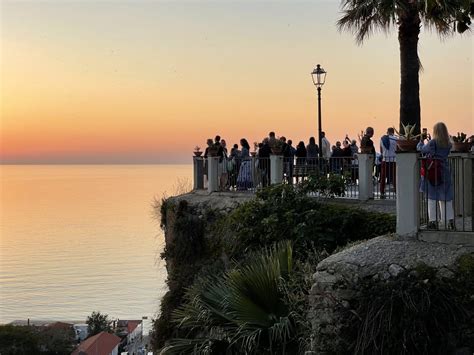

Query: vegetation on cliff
left=151, top=185, right=396, bottom=352
left=343, top=255, right=474, bottom=355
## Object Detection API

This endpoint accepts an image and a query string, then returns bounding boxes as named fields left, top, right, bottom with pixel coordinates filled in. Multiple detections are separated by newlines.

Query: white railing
left=395, top=151, right=473, bottom=236
left=195, top=154, right=400, bottom=200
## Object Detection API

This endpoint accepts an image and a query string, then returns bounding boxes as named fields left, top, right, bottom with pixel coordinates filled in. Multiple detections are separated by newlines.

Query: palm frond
left=338, top=0, right=399, bottom=43
left=169, top=240, right=296, bottom=353
left=338, top=0, right=471, bottom=42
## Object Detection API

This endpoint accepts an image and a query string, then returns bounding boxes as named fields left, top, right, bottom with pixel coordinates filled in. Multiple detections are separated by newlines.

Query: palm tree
left=338, top=0, right=473, bottom=135
left=163, top=241, right=297, bottom=354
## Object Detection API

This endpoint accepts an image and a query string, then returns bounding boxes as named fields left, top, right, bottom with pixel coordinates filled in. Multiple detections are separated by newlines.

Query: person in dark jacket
left=361, top=127, right=376, bottom=158
left=257, top=138, right=271, bottom=187
left=294, top=141, right=307, bottom=183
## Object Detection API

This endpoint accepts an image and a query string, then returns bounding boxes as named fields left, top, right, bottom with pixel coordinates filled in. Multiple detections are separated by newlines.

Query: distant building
left=126, top=320, right=142, bottom=344
left=71, top=331, right=121, bottom=355
left=115, top=320, right=143, bottom=344
left=73, top=323, right=89, bottom=342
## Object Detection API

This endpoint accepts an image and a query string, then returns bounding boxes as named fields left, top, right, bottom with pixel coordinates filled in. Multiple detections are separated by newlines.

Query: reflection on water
left=0, top=165, right=192, bottom=324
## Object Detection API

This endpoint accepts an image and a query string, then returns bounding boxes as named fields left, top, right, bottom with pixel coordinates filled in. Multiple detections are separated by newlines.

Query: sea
left=0, top=164, right=192, bottom=331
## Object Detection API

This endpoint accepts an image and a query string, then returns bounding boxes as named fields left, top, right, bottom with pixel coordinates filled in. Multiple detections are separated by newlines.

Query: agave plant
left=452, top=132, right=468, bottom=143
left=162, top=241, right=297, bottom=354
left=394, top=123, right=421, bottom=141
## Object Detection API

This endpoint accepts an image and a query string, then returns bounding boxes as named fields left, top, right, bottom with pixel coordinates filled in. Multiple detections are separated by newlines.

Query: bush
left=343, top=257, right=474, bottom=355
left=214, top=184, right=395, bottom=259
left=152, top=185, right=396, bottom=352
left=164, top=241, right=326, bottom=355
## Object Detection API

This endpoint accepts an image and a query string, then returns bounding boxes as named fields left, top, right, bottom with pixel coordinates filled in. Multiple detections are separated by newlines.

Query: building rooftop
left=71, top=331, right=121, bottom=355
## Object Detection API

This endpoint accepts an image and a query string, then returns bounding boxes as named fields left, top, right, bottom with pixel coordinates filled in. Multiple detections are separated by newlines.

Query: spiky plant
left=394, top=122, right=421, bottom=140
left=338, top=0, right=473, bottom=136
left=452, top=132, right=468, bottom=142
left=162, top=241, right=297, bottom=354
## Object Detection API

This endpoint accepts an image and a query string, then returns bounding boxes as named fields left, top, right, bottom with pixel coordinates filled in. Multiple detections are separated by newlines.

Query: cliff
left=153, top=188, right=473, bottom=354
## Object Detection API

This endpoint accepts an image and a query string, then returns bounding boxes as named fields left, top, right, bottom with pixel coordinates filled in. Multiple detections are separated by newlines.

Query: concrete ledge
left=418, top=231, right=474, bottom=246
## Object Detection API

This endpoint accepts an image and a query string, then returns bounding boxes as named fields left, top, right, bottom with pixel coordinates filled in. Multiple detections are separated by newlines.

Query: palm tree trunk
left=398, top=4, right=421, bottom=135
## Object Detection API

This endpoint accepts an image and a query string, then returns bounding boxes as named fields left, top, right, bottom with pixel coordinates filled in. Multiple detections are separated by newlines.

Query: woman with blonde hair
left=419, top=122, right=454, bottom=229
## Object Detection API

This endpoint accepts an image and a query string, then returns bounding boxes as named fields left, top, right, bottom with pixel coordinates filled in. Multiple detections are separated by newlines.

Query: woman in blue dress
left=419, top=122, right=454, bottom=229
left=237, top=138, right=253, bottom=190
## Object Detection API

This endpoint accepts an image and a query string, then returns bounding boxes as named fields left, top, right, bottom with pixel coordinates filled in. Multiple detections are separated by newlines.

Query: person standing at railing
left=330, top=141, right=344, bottom=174
left=203, top=138, right=214, bottom=189
left=379, top=127, right=398, bottom=199
left=236, top=138, right=253, bottom=190
left=360, top=127, right=376, bottom=157
left=257, top=138, right=271, bottom=187
left=228, top=144, right=241, bottom=190
left=286, top=139, right=296, bottom=185
left=219, top=139, right=229, bottom=191
left=306, top=137, right=319, bottom=175
left=321, top=132, right=331, bottom=159
left=294, top=141, right=307, bottom=183
left=419, top=122, right=454, bottom=230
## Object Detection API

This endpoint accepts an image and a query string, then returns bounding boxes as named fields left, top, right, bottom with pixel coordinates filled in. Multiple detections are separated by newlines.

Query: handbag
left=420, top=141, right=443, bottom=186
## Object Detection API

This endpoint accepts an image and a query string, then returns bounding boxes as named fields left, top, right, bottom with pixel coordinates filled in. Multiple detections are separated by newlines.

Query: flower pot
left=452, top=142, right=470, bottom=153
left=194, top=151, right=203, bottom=157
left=396, top=140, right=418, bottom=152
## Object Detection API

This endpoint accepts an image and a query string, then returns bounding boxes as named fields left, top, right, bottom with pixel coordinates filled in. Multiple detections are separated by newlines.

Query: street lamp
left=311, top=64, right=327, bottom=157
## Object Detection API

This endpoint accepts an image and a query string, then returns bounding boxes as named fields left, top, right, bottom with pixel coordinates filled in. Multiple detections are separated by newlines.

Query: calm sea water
left=0, top=165, right=192, bottom=325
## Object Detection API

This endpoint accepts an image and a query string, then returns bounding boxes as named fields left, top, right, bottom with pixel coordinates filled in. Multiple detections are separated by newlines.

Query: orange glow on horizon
left=1, top=1, right=472, bottom=163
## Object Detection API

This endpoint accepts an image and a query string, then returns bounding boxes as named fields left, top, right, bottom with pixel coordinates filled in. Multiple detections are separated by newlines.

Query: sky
left=1, top=0, right=472, bottom=164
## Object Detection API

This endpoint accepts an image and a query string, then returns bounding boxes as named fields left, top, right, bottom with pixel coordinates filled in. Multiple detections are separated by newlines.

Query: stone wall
left=309, top=235, right=474, bottom=353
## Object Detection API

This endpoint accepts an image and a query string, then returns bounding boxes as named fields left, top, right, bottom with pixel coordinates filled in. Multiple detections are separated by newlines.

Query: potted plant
left=269, top=137, right=284, bottom=155
left=394, top=123, right=420, bottom=152
left=193, top=146, right=202, bottom=157
left=451, top=132, right=470, bottom=152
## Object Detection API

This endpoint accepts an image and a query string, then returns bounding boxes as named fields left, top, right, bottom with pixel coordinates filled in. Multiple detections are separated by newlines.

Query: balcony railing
left=418, top=154, right=473, bottom=233
left=194, top=150, right=473, bottom=240
left=194, top=154, right=404, bottom=200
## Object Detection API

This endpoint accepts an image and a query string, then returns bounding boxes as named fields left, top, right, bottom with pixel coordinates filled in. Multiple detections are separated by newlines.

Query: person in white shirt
left=379, top=127, right=398, bottom=198
left=321, top=131, right=331, bottom=159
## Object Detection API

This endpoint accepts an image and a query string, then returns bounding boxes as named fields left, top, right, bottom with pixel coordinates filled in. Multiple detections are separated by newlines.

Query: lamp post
left=311, top=64, right=327, bottom=157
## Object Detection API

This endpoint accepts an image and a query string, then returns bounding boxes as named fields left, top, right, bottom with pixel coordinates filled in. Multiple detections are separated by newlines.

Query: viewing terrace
left=192, top=151, right=474, bottom=242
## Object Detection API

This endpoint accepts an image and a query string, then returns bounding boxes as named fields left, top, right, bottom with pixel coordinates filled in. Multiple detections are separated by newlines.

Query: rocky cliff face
left=309, top=235, right=474, bottom=353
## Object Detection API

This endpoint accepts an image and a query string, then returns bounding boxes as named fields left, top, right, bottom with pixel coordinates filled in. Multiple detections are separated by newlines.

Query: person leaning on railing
left=379, top=127, right=398, bottom=199
left=418, top=122, right=454, bottom=230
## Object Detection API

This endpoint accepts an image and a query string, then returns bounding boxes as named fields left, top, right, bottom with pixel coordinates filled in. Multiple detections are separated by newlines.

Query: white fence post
left=358, top=153, right=374, bottom=200
left=270, top=155, right=283, bottom=185
left=207, top=157, right=219, bottom=192
left=396, top=152, right=419, bottom=237
left=193, top=157, right=204, bottom=190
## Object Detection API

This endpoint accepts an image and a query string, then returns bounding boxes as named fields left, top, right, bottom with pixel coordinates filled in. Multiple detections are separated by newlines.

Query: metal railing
left=194, top=156, right=271, bottom=193
left=196, top=155, right=362, bottom=197
left=418, top=154, right=473, bottom=232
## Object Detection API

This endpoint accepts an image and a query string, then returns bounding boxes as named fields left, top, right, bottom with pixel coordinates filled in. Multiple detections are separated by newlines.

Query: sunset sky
left=1, top=0, right=472, bottom=164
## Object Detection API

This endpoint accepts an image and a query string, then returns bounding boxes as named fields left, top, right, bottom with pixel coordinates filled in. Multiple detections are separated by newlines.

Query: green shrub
left=164, top=241, right=325, bottom=355
left=214, top=184, right=395, bottom=259
left=343, top=258, right=474, bottom=355
left=152, top=185, right=396, bottom=352
left=298, top=172, right=348, bottom=197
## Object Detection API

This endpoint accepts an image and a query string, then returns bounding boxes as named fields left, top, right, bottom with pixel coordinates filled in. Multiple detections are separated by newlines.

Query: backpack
left=381, top=135, right=390, bottom=151
left=420, top=141, right=443, bottom=186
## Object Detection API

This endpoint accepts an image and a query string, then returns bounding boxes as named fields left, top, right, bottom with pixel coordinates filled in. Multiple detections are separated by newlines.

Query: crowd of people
left=199, top=126, right=474, bottom=217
